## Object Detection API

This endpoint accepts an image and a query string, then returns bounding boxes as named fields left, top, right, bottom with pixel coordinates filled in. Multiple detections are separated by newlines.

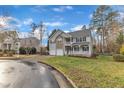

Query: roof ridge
left=68, top=29, right=89, bottom=34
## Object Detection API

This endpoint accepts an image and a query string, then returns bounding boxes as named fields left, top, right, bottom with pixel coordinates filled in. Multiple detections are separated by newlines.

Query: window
left=8, top=44, right=11, bottom=50
left=82, top=45, right=89, bottom=51
left=76, top=37, right=79, bottom=42
left=80, top=37, right=82, bottom=42
left=71, top=37, right=73, bottom=42
left=83, top=37, right=86, bottom=41
left=66, top=38, right=70, bottom=42
left=74, top=46, right=79, bottom=51
left=56, top=38, right=63, bottom=49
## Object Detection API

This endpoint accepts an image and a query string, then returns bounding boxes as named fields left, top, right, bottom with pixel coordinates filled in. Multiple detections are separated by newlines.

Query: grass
left=38, top=55, right=124, bottom=88
left=18, top=55, right=124, bottom=87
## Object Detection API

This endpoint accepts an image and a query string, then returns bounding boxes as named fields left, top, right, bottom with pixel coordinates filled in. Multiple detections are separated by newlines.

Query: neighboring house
left=49, top=26, right=93, bottom=57
left=0, top=29, right=41, bottom=53
left=19, top=25, right=43, bottom=53
left=20, top=37, right=40, bottom=52
left=0, top=31, right=20, bottom=53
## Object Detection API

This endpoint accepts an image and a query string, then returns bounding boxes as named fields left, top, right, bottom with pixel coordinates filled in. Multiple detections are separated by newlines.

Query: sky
left=0, top=5, right=123, bottom=46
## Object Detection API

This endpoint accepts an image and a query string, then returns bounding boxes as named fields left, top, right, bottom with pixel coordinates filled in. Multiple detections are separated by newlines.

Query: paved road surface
left=0, top=60, right=59, bottom=88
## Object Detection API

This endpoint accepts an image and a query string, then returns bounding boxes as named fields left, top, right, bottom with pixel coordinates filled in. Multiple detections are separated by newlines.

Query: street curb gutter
left=0, top=57, right=20, bottom=60
left=38, top=61, right=77, bottom=88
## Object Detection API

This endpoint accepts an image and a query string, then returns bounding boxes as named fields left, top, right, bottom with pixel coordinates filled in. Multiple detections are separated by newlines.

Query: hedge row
left=19, top=47, right=37, bottom=54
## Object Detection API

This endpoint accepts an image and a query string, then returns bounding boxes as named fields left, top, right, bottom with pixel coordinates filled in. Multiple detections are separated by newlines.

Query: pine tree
left=90, top=5, right=120, bottom=54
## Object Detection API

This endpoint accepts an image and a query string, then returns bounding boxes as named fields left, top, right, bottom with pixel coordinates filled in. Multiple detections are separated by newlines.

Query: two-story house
left=0, top=31, right=20, bottom=53
left=49, top=26, right=93, bottom=57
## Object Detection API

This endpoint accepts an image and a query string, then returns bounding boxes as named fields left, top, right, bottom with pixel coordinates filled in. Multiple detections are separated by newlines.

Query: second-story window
left=66, top=38, right=70, bottom=43
left=71, top=37, right=73, bottom=42
left=83, top=37, right=86, bottom=41
left=80, top=37, right=82, bottom=42
left=76, top=37, right=79, bottom=42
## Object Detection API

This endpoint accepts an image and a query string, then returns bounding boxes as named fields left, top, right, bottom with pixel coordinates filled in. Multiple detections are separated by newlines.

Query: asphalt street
left=0, top=60, right=59, bottom=88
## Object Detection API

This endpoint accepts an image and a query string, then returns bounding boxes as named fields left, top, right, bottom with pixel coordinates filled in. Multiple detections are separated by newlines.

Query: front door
left=8, top=44, right=11, bottom=50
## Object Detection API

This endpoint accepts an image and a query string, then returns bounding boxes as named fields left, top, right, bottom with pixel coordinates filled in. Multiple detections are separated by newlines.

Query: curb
left=38, top=61, right=77, bottom=88
left=0, top=57, right=20, bottom=60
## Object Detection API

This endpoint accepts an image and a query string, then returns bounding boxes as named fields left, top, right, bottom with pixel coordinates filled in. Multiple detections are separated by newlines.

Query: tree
left=30, top=21, right=46, bottom=54
left=116, top=31, right=124, bottom=45
left=38, top=21, right=46, bottom=54
left=90, top=5, right=120, bottom=54
left=31, top=23, right=37, bottom=32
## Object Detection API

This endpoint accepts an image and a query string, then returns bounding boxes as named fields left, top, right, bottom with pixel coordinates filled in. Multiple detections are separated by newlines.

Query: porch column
left=72, top=46, right=74, bottom=54
left=70, top=46, right=72, bottom=55
left=79, top=45, right=81, bottom=54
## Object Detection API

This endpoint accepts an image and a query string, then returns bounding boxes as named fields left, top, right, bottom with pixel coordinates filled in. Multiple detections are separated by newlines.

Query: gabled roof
left=20, top=37, right=39, bottom=41
left=0, top=30, right=19, bottom=43
left=49, top=26, right=91, bottom=41
left=49, top=29, right=71, bottom=40
left=68, top=29, right=91, bottom=37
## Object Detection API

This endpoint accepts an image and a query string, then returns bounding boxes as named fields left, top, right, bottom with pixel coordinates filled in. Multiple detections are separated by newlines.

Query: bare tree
left=90, top=5, right=120, bottom=54
left=30, top=21, right=46, bottom=54
left=39, top=21, right=46, bottom=54
left=31, top=23, right=37, bottom=32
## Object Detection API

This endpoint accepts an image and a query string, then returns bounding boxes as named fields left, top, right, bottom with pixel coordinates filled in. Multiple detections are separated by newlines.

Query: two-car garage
left=49, top=43, right=63, bottom=56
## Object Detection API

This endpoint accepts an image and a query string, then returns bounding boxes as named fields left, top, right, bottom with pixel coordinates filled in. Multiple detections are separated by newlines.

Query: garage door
left=56, top=49, right=63, bottom=56
left=49, top=43, right=56, bottom=55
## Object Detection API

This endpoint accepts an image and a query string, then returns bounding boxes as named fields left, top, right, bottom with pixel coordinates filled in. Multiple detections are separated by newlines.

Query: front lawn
left=39, top=55, right=124, bottom=88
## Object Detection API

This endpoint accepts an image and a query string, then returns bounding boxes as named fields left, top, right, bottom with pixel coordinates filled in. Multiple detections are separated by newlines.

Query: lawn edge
left=38, top=61, right=77, bottom=88
left=0, top=57, right=21, bottom=60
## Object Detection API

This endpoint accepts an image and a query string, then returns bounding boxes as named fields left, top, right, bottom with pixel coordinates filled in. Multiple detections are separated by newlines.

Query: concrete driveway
left=0, top=60, right=59, bottom=88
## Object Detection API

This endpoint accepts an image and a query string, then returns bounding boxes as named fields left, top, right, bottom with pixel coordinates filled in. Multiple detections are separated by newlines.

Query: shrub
left=31, top=47, right=37, bottom=54
left=0, top=49, right=2, bottom=52
left=25, top=47, right=32, bottom=54
left=4, top=49, right=9, bottom=54
left=11, top=50, right=16, bottom=54
left=19, top=47, right=37, bottom=54
left=0, top=51, right=3, bottom=57
left=19, top=47, right=26, bottom=54
left=120, top=44, right=124, bottom=55
left=91, top=53, right=98, bottom=58
left=113, top=54, right=124, bottom=62
left=7, top=51, right=13, bottom=56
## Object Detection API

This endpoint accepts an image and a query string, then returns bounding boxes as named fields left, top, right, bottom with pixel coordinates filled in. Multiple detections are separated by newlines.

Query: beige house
left=0, top=30, right=41, bottom=53
left=0, top=31, right=20, bottom=53
left=49, top=26, right=93, bottom=57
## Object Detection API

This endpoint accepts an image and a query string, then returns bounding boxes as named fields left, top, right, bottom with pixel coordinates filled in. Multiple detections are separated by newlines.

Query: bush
left=19, top=47, right=37, bottom=54
left=91, top=53, right=98, bottom=58
left=120, top=44, right=124, bottom=55
left=31, top=47, right=37, bottom=54
left=113, top=54, right=124, bottom=62
left=0, top=51, right=3, bottom=57
left=4, top=49, right=9, bottom=54
left=0, top=49, right=2, bottom=52
left=11, top=50, right=16, bottom=54
left=7, top=51, right=13, bottom=56
left=19, top=47, right=26, bottom=54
